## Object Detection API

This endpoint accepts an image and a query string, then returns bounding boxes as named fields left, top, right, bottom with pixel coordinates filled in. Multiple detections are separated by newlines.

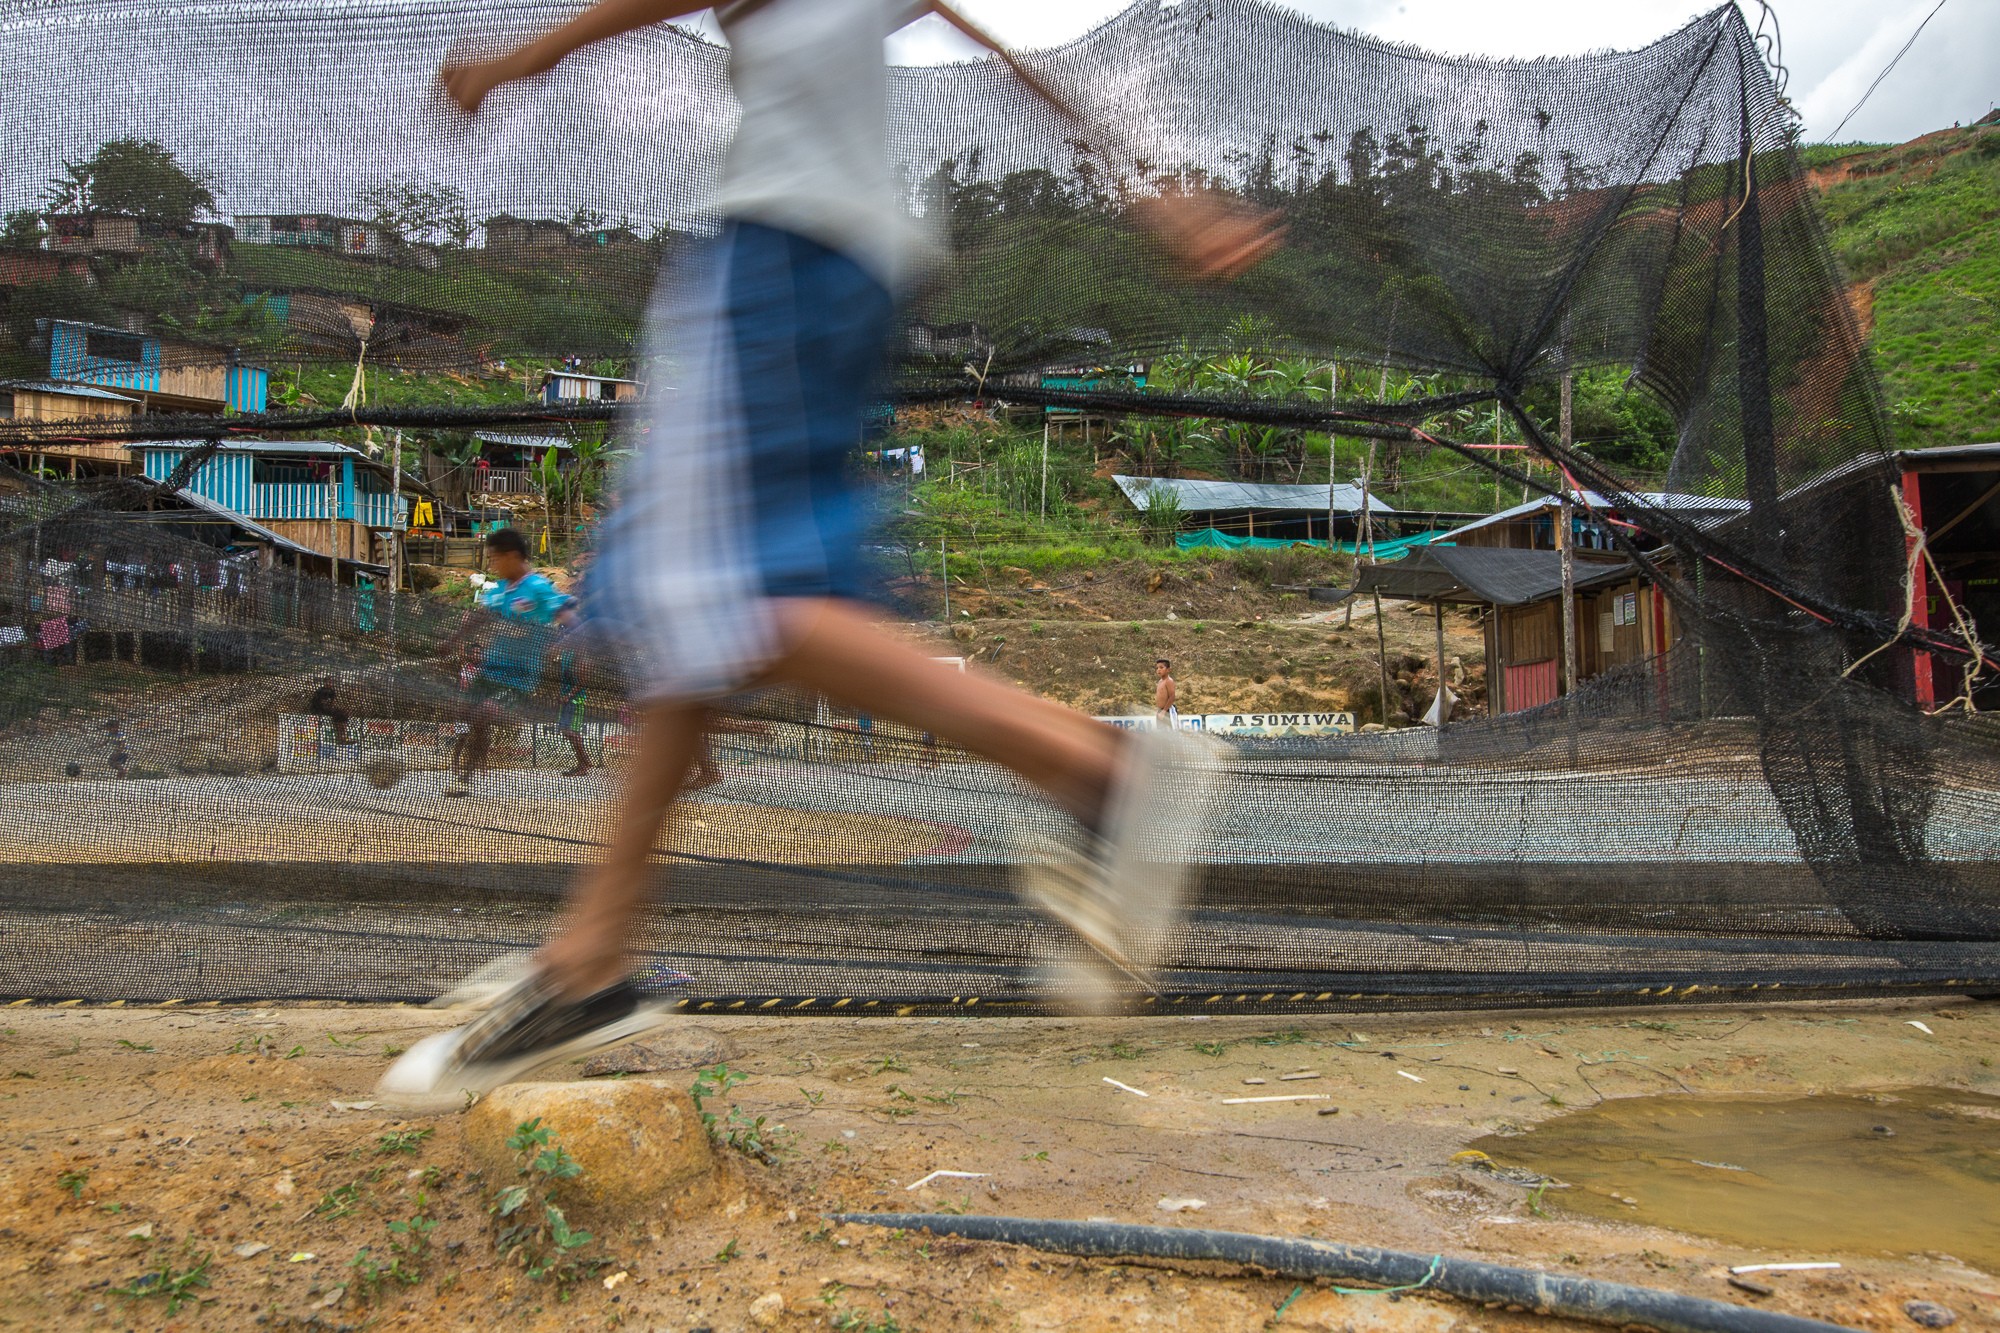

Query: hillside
left=1811, top=114, right=2000, bottom=448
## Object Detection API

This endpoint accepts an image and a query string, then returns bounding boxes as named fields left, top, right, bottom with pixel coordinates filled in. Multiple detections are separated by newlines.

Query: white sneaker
left=378, top=973, right=673, bottom=1114
left=1015, top=728, right=1227, bottom=1013
left=1096, top=726, right=1227, bottom=972
left=427, top=951, right=537, bottom=1010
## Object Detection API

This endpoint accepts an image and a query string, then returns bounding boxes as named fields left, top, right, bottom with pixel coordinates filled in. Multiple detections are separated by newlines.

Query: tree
left=355, top=180, right=471, bottom=247
left=43, top=139, right=217, bottom=223
left=2, top=210, right=41, bottom=247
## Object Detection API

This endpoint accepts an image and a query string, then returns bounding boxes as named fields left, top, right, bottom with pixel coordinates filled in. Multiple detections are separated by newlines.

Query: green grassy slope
left=1812, top=122, right=2000, bottom=448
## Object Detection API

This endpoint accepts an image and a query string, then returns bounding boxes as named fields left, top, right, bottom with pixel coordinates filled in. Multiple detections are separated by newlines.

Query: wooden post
left=1559, top=495, right=1577, bottom=695
left=1326, top=364, right=1338, bottom=553
left=1358, top=443, right=1376, bottom=560
left=390, top=431, right=403, bottom=592
left=940, top=539, right=949, bottom=622
left=1374, top=589, right=1392, bottom=726
left=1434, top=600, right=1449, bottom=731
left=1040, top=416, right=1049, bottom=523
left=328, top=468, right=340, bottom=587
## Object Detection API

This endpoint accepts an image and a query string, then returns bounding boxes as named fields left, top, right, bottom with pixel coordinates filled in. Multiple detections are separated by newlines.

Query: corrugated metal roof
left=171, top=489, right=390, bottom=574
left=134, top=439, right=363, bottom=457
left=477, top=432, right=573, bottom=451
left=1440, top=489, right=1749, bottom=540
left=1898, top=442, right=2000, bottom=464
left=1113, top=475, right=1396, bottom=515
left=0, top=380, right=142, bottom=403
left=1355, top=546, right=1636, bottom=605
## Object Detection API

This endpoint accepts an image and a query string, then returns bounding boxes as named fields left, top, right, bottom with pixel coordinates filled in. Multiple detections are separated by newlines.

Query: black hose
left=832, top=1214, right=1851, bottom=1333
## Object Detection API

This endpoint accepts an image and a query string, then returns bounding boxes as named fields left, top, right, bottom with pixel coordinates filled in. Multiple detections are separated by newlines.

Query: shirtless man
left=1154, top=659, right=1178, bottom=730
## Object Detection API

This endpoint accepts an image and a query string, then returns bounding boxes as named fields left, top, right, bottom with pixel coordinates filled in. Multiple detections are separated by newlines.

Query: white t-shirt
left=714, top=0, right=930, bottom=288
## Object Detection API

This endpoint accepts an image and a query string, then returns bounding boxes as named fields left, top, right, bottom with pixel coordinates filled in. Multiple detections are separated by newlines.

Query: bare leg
left=758, top=598, right=1122, bottom=827
left=534, top=597, right=1126, bottom=998
left=685, top=736, right=723, bottom=792
left=538, top=702, right=710, bottom=994
left=461, top=701, right=498, bottom=781
left=562, top=729, right=590, bottom=775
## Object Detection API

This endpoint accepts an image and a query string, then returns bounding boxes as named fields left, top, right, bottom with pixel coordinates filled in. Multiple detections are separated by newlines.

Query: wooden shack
left=1352, top=545, right=1677, bottom=714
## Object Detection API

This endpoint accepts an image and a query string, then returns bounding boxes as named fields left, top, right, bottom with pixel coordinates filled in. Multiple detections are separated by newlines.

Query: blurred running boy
left=382, top=0, right=1279, bottom=1104
left=439, top=527, right=568, bottom=797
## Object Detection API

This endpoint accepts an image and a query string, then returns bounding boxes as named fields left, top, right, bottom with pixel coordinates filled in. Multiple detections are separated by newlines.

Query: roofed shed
left=1353, top=546, right=1674, bottom=715
left=1114, top=475, right=1394, bottom=543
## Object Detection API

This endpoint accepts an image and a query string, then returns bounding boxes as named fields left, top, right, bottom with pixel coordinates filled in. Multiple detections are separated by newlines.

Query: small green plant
left=833, top=1307, right=906, bottom=1333
left=919, top=1087, right=962, bottom=1108
left=1192, top=1040, right=1229, bottom=1057
left=116, top=1039, right=155, bottom=1052
left=799, top=1087, right=825, bottom=1107
left=283, top=1045, right=305, bottom=1060
left=1527, top=1182, right=1550, bottom=1218
left=387, top=1196, right=439, bottom=1266
left=383, top=1044, right=406, bottom=1058
left=314, top=1181, right=363, bottom=1219
left=1104, top=1041, right=1144, bottom=1060
left=1256, top=1029, right=1309, bottom=1047
left=714, top=1237, right=739, bottom=1264
left=327, top=1033, right=362, bottom=1048
left=110, top=1246, right=212, bottom=1314
left=346, top=1195, right=439, bottom=1307
left=870, top=1055, right=910, bottom=1075
left=491, top=1119, right=602, bottom=1290
left=57, top=1167, right=89, bottom=1201
left=376, top=1128, right=433, bottom=1155
left=691, top=1064, right=787, bottom=1162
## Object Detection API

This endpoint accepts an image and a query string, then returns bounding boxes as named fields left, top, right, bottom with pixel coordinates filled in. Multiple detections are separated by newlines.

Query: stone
left=580, top=1027, right=737, bottom=1076
left=750, top=1292, right=785, bottom=1326
left=1905, top=1302, right=1957, bottom=1329
left=462, top=1081, right=715, bottom=1220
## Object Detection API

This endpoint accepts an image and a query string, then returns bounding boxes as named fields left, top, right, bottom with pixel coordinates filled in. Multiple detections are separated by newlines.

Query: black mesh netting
left=0, top=0, right=1994, bottom=1008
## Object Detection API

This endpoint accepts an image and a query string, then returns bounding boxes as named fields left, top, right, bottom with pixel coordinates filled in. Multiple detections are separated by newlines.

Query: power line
left=1826, top=0, right=1949, bottom=143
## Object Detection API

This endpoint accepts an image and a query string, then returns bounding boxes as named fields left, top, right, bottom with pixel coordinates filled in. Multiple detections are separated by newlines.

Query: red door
left=1505, top=659, right=1560, bottom=711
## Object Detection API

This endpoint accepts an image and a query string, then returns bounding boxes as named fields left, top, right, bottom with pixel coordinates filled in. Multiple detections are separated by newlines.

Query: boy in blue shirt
left=441, top=527, right=569, bottom=797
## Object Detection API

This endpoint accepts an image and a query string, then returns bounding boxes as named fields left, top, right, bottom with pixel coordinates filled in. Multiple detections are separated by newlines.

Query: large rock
left=462, top=1081, right=715, bottom=1220
left=581, top=1026, right=737, bottom=1076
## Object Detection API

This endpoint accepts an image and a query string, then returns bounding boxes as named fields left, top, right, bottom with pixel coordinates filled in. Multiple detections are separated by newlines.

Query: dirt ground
left=3, top=997, right=1996, bottom=1333
left=902, top=603, right=1485, bottom=722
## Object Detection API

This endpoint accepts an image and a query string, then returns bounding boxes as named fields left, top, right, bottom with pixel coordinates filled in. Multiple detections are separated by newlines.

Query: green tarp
left=1175, top=528, right=1454, bottom=559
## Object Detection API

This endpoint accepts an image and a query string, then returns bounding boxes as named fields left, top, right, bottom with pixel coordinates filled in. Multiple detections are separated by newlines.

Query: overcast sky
left=867, top=0, right=1997, bottom=146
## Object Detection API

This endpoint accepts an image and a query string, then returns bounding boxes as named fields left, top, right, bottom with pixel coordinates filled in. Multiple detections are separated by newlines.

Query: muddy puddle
left=1469, top=1088, right=2000, bottom=1269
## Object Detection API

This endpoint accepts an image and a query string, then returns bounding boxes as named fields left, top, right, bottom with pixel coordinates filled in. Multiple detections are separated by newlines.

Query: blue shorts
left=585, top=223, right=897, bottom=701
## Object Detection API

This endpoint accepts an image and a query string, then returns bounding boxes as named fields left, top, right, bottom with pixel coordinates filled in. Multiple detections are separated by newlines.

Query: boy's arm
left=922, top=0, right=1283, bottom=280
left=437, top=605, right=489, bottom=659
left=441, top=0, right=713, bottom=114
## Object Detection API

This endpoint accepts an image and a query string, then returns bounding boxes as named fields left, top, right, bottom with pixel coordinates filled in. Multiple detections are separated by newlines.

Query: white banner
left=1095, top=711, right=1355, bottom=737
